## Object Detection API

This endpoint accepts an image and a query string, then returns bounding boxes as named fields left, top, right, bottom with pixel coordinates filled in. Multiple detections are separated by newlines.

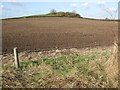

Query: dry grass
left=104, top=42, right=119, bottom=87
left=2, top=45, right=119, bottom=88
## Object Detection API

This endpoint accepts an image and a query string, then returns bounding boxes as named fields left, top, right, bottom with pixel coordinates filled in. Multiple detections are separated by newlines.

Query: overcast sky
left=0, top=0, right=119, bottom=19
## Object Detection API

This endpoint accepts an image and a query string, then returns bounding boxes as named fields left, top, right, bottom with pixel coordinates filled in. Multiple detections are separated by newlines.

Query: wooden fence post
left=14, top=47, right=20, bottom=69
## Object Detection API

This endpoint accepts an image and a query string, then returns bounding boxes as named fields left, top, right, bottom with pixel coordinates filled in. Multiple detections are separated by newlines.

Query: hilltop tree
left=50, top=9, right=57, bottom=14
left=72, top=10, right=76, bottom=14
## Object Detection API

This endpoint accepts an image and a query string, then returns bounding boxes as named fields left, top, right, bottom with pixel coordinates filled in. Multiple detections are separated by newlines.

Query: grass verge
left=2, top=45, right=118, bottom=88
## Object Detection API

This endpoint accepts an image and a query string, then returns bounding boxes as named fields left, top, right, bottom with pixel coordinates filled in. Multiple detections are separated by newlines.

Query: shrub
left=56, top=12, right=65, bottom=17
left=65, top=12, right=81, bottom=18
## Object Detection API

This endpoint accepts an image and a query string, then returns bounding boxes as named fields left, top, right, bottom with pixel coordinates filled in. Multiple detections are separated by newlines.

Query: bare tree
left=102, top=6, right=117, bottom=19
left=72, top=10, right=76, bottom=14
left=50, top=9, right=56, bottom=14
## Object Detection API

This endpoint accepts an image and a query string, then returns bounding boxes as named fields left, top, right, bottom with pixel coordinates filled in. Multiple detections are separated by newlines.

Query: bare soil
left=2, top=17, right=118, bottom=53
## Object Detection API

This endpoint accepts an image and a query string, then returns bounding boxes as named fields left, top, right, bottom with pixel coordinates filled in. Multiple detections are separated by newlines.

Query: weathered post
left=14, top=47, right=20, bottom=69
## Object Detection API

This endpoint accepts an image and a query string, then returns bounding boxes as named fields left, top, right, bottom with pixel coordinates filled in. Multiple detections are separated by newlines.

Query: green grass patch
left=17, top=53, right=106, bottom=75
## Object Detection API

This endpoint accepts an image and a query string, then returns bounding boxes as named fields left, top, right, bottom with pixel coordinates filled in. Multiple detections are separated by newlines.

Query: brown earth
left=2, top=17, right=118, bottom=53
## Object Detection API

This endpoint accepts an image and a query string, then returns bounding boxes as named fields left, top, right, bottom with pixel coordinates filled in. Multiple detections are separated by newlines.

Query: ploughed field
left=2, top=17, right=118, bottom=53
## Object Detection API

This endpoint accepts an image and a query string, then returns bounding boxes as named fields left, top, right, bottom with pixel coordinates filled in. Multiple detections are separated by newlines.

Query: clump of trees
left=48, top=9, right=81, bottom=18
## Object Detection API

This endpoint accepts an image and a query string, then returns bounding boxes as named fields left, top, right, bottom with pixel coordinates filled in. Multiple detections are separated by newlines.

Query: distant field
left=2, top=17, right=118, bottom=53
